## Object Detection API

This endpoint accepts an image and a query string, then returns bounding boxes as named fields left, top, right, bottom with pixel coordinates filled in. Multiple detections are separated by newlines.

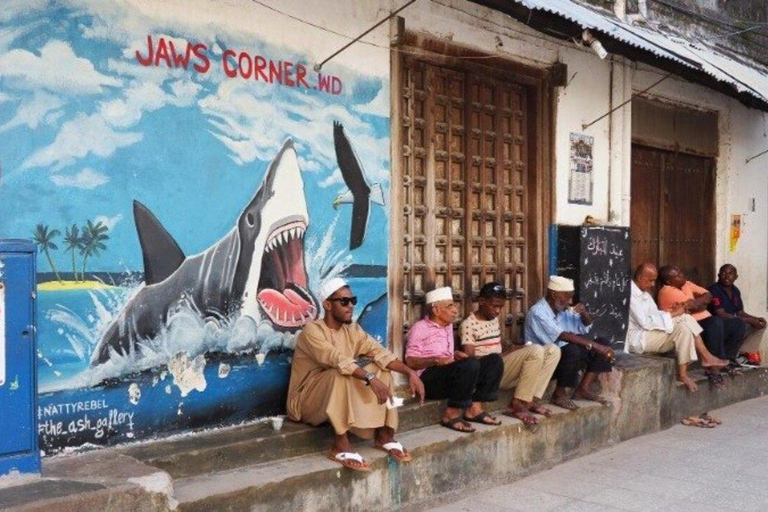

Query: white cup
left=270, top=416, right=284, bottom=431
left=386, top=396, right=404, bottom=409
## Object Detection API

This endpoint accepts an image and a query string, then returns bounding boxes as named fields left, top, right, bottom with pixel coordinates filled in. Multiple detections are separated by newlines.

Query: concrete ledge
left=174, top=401, right=609, bottom=512
left=5, top=354, right=768, bottom=511
left=1, top=452, right=171, bottom=512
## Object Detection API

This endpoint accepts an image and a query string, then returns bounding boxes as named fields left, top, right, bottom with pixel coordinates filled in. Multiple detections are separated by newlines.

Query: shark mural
left=0, top=1, right=391, bottom=453
left=93, top=140, right=317, bottom=365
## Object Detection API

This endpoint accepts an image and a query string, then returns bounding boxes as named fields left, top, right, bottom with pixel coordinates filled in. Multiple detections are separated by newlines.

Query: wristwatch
left=363, top=372, right=376, bottom=385
left=586, top=342, right=593, bottom=351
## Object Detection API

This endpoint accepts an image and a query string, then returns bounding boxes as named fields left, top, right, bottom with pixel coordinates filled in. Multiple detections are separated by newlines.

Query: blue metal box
left=0, top=239, right=39, bottom=476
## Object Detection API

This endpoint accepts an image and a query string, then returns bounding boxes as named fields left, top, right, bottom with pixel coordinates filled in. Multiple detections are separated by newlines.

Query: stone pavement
left=427, top=395, right=768, bottom=512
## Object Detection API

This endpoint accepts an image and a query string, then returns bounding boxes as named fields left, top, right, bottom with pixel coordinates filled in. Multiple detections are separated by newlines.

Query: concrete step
left=0, top=452, right=172, bottom=512
left=173, top=400, right=610, bottom=512
left=120, top=388, right=519, bottom=479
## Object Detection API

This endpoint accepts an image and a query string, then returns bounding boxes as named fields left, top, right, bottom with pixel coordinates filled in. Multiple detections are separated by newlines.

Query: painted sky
left=0, top=0, right=391, bottom=274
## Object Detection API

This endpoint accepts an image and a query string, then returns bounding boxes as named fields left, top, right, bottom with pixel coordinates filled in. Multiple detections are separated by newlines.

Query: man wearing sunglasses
left=287, top=277, right=425, bottom=472
left=405, top=287, right=503, bottom=434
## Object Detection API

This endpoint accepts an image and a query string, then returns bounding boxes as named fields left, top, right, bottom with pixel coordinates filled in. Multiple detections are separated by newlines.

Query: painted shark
left=91, top=139, right=318, bottom=365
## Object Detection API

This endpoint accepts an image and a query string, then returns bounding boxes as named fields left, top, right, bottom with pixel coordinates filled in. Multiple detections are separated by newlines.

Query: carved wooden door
left=399, top=58, right=529, bottom=344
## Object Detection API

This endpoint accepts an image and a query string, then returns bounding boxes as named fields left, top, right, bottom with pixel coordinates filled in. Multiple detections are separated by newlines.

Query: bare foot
left=702, top=358, right=728, bottom=370
left=677, top=375, right=698, bottom=392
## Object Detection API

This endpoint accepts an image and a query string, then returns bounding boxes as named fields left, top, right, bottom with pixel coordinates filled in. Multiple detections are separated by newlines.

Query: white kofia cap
left=547, top=276, right=575, bottom=292
left=425, top=286, right=453, bottom=304
left=320, top=277, right=349, bottom=301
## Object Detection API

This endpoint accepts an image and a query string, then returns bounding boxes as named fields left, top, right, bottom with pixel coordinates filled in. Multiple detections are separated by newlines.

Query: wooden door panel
left=400, top=57, right=530, bottom=344
left=630, top=144, right=715, bottom=285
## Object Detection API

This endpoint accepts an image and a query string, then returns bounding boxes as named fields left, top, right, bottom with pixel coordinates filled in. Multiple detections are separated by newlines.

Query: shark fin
left=369, top=183, right=386, bottom=206
left=133, top=200, right=186, bottom=285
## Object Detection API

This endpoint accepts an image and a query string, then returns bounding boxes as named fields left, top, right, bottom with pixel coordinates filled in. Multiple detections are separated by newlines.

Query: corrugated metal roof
left=510, top=0, right=768, bottom=108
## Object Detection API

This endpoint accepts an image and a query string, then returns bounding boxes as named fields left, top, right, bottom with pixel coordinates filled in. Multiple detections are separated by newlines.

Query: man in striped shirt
left=462, top=282, right=561, bottom=430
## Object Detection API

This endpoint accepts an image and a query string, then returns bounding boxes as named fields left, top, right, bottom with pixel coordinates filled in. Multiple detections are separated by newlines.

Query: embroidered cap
left=547, top=276, right=574, bottom=292
left=425, top=286, right=453, bottom=304
left=320, top=277, right=349, bottom=301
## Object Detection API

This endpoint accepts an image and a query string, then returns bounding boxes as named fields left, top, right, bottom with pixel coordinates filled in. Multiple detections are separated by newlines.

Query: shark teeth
left=265, top=222, right=307, bottom=253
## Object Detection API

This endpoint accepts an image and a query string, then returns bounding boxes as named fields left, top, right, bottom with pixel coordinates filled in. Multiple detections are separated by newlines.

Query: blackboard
left=550, top=225, right=631, bottom=345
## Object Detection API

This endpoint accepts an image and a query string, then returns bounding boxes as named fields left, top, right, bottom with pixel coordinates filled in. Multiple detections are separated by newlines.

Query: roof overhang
left=471, top=0, right=768, bottom=112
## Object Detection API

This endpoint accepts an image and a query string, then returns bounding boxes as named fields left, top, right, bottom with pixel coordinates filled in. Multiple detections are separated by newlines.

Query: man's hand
left=759, top=318, right=768, bottom=329
left=747, top=317, right=767, bottom=330
left=408, top=372, right=426, bottom=405
left=670, top=303, right=686, bottom=317
left=592, top=344, right=615, bottom=363
left=369, top=378, right=392, bottom=405
left=572, top=303, right=587, bottom=315
left=454, top=350, right=469, bottom=361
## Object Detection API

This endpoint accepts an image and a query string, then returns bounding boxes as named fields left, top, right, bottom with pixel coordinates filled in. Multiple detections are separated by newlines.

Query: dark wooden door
left=399, top=57, right=530, bottom=343
left=630, top=144, right=715, bottom=284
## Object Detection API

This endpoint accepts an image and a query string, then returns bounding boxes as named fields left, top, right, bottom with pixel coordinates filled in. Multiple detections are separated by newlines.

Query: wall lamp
left=581, top=29, right=608, bottom=60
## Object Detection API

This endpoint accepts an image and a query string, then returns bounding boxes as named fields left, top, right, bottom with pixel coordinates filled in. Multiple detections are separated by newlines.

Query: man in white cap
left=524, top=276, right=615, bottom=410
left=405, top=286, right=503, bottom=433
left=287, top=277, right=425, bottom=472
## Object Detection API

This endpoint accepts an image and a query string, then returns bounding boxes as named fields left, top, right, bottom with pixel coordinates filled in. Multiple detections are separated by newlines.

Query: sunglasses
left=328, top=296, right=358, bottom=306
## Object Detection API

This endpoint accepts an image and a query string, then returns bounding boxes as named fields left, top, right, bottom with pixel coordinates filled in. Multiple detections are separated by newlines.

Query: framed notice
left=568, top=132, right=594, bottom=205
left=0, top=282, right=5, bottom=386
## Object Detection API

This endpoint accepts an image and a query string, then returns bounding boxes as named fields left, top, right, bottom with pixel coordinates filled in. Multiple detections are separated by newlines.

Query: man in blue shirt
left=708, top=264, right=766, bottom=364
left=524, top=276, right=615, bottom=410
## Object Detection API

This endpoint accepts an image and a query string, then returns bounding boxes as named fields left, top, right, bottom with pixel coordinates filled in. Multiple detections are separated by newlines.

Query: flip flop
left=328, top=451, right=371, bottom=471
left=440, top=417, right=476, bottom=433
left=573, top=392, right=610, bottom=405
left=463, top=411, right=502, bottom=426
left=529, top=403, right=553, bottom=417
left=375, top=441, right=412, bottom=463
left=551, top=396, right=580, bottom=410
left=502, top=410, right=541, bottom=432
left=699, top=413, right=722, bottom=426
left=681, top=416, right=716, bottom=428
left=705, top=371, right=726, bottom=390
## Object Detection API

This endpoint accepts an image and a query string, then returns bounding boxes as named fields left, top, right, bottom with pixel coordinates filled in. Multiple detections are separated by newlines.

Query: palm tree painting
left=64, top=224, right=83, bottom=282
left=79, top=220, right=109, bottom=281
left=32, top=224, right=63, bottom=282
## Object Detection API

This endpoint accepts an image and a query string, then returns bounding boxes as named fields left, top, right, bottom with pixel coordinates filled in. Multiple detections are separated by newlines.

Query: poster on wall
left=0, top=1, right=391, bottom=453
left=730, top=214, right=742, bottom=252
left=568, top=132, right=594, bottom=205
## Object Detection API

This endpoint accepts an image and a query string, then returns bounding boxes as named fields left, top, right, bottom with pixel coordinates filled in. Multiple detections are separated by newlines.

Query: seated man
left=461, top=282, right=560, bottom=429
left=627, top=263, right=728, bottom=392
left=708, top=264, right=767, bottom=364
left=658, top=265, right=745, bottom=374
left=406, top=287, right=502, bottom=434
left=287, top=278, right=425, bottom=472
left=525, top=276, right=615, bottom=410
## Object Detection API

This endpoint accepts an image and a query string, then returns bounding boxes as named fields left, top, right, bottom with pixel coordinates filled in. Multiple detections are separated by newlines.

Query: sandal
left=375, top=441, right=412, bottom=463
left=328, top=451, right=371, bottom=471
left=440, top=417, right=476, bottom=433
left=529, top=402, right=553, bottom=417
left=551, top=396, right=580, bottom=411
left=699, top=413, right=722, bottom=426
left=463, top=411, right=502, bottom=426
left=502, top=410, right=541, bottom=432
left=681, top=416, right=716, bottom=428
left=573, top=391, right=610, bottom=405
left=705, top=371, right=726, bottom=390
